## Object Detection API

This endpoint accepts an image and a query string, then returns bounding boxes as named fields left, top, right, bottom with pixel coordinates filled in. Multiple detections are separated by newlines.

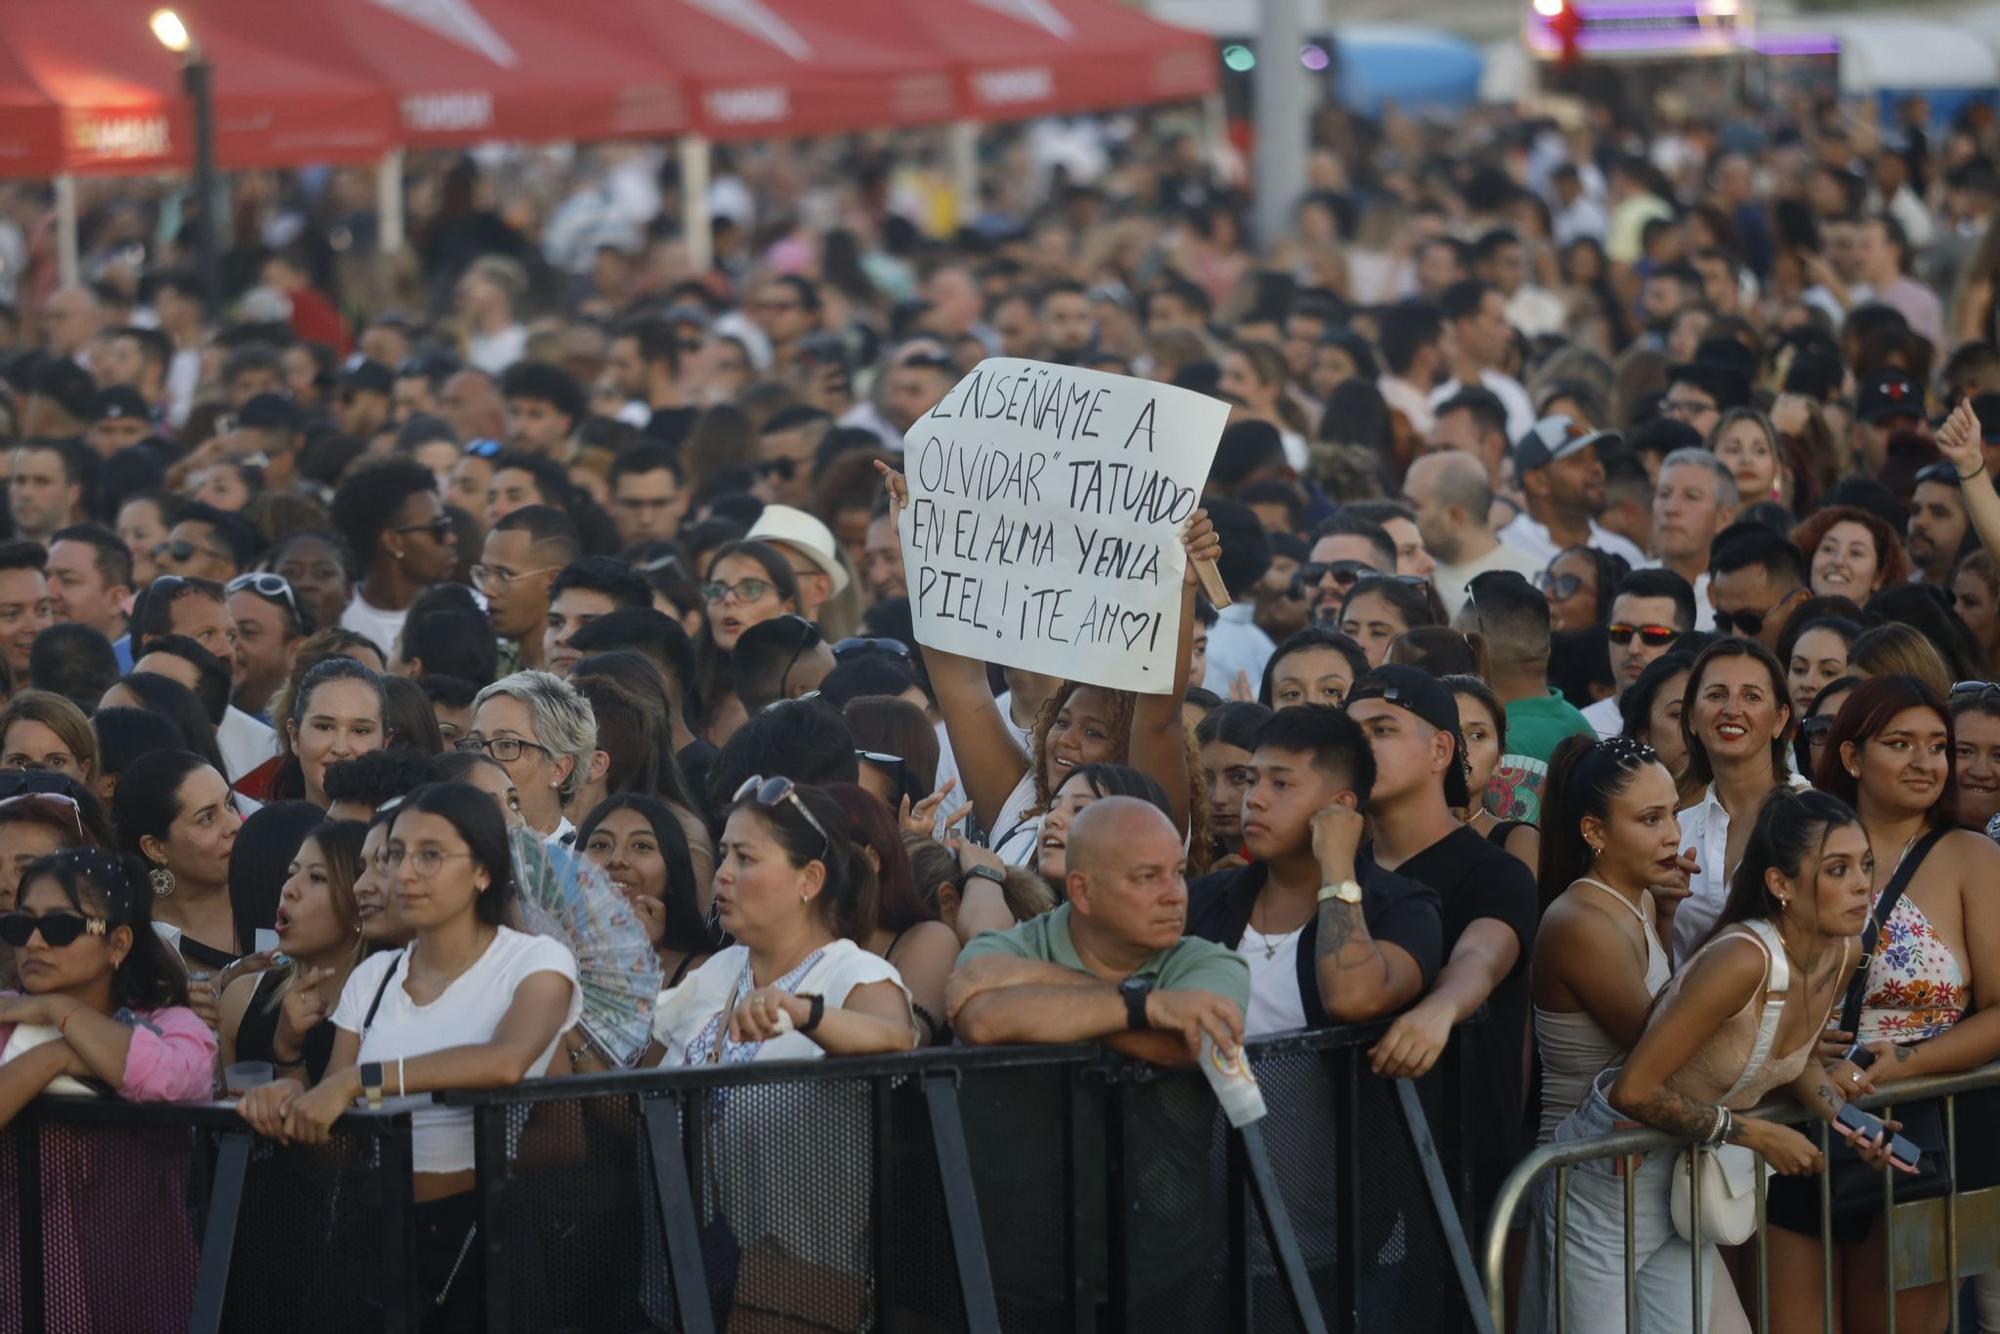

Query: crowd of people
left=1, top=86, right=1999, bottom=1330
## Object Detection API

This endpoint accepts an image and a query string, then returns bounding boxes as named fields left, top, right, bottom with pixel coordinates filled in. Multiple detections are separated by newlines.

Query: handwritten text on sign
left=899, top=359, right=1227, bottom=693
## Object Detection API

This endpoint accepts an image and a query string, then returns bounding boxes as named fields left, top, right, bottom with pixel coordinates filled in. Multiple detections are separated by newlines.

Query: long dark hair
left=393, top=783, right=516, bottom=927
left=577, top=793, right=717, bottom=956
left=1680, top=637, right=1792, bottom=786
left=1536, top=734, right=1666, bottom=916
left=1258, top=625, right=1369, bottom=707
left=113, top=674, right=229, bottom=776
left=1705, top=788, right=1861, bottom=948
left=113, top=750, right=221, bottom=863
left=227, top=801, right=325, bottom=964
left=1813, top=674, right=1957, bottom=828
left=728, top=782, right=877, bottom=943
left=823, top=783, right=937, bottom=934
left=19, top=849, right=187, bottom=1010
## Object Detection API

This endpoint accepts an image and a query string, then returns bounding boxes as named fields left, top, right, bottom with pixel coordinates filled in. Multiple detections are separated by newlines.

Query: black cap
left=236, top=392, right=301, bottom=432
left=1856, top=370, right=1923, bottom=423
left=338, top=359, right=394, bottom=397
left=91, top=385, right=150, bottom=423
left=1344, top=664, right=1472, bottom=808
left=1514, top=416, right=1620, bottom=473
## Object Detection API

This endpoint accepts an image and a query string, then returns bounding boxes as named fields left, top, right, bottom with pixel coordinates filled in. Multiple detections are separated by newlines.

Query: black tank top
left=234, top=968, right=336, bottom=1085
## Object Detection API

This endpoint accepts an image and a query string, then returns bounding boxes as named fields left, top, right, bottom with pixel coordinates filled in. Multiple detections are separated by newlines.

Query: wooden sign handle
left=1194, top=557, right=1231, bottom=609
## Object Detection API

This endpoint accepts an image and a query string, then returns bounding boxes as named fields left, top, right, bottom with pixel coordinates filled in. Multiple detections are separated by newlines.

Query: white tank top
left=1534, top=877, right=1672, bottom=1143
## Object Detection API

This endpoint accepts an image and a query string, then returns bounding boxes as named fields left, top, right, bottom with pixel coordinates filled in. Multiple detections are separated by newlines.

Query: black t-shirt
left=643, top=406, right=699, bottom=450
left=1390, top=824, right=1539, bottom=1218
left=1185, top=855, right=1443, bottom=1029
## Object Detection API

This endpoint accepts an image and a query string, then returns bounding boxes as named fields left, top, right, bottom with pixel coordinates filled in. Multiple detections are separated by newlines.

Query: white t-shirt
left=1430, top=370, right=1535, bottom=443
left=331, top=928, right=580, bottom=1173
left=1495, top=513, right=1646, bottom=570
left=468, top=324, right=530, bottom=376
left=1431, top=542, right=1545, bottom=621
left=652, top=939, right=915, bottom=1064
left=339, top=592, right=408, bottom=660
left=1238, top=925, right=1309, bottom=1037
left=931, top=691, right=1034, bottom=842
left=987, top=770, right=1042, bottom=867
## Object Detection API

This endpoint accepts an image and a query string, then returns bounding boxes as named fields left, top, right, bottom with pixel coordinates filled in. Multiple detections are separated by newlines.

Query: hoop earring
left=150, top=865, right=174, bottom=898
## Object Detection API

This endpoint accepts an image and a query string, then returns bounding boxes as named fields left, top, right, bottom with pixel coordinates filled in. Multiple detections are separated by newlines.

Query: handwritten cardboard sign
left=898, top=358, right=1228, bottom=694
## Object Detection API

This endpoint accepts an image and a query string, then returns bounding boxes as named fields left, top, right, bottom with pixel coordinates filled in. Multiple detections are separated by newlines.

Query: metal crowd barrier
left=2, top=1022, right=1495, bottom=1333
left=1481, top=1060, right=2000, bottom=1334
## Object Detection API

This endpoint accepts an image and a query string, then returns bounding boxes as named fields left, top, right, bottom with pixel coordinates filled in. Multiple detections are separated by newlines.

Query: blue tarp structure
left=1334, top=25, right=1484, bottom=112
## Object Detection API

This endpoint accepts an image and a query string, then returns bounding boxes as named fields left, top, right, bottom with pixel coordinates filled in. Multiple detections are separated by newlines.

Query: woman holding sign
left=875, top=461, right=1216, bottom=886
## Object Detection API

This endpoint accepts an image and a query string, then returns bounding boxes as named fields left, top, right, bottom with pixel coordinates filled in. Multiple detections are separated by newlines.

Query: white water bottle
left=1198, top=1033, right=1268, bottom=1127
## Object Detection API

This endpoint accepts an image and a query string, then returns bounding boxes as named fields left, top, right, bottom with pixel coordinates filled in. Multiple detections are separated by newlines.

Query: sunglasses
left=392, top=516, right=455, bottom=543
left=1607, top=623, right=1680, bottom=648
left=465, top=438, right=504, bottom=460
left=1951, top=681, right=2000, bottom=707
left=1801, top=715, right=1836, bottom=743
left=1301, top=559, right=1381, bottom=590
left=226, top=572, right=304, bottom=628
left=755, top=458, right=798, bottom=481
left=1537, top=571, right=1589, bottom=602
left=832, top=637, right=910, bottom=660
left=0, top=910, right=107, bottom=949
left=154, top=541, right=231, bottom=566
left=733, top=774, right=830, bottom=854
left=0, top=791, right=86, bottom=841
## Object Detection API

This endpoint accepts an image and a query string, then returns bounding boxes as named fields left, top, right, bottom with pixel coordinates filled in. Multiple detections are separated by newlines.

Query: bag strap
left=360, top=950, right=402, bottom=1039
left=1840, top=828, right=1947, bottom=1036
left=1720, top=920, right=1787, bottom=1104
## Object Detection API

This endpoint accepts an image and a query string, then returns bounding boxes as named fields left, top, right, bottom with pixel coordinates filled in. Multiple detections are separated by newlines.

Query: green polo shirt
left=957, top=903, right=1250, bottom=1010
left=1486, top=688, right=1596, bottom=823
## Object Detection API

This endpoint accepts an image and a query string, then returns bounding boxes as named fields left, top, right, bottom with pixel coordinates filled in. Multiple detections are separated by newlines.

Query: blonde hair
left=0, top=690, right=99, bottom=780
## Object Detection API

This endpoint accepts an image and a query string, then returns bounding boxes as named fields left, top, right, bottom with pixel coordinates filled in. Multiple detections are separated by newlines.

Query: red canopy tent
left=0, top=0, right=394, bottom=177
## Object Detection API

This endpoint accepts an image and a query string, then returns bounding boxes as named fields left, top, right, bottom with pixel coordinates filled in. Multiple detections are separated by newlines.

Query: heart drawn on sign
left=1118, top=612, right=1152, bottom=650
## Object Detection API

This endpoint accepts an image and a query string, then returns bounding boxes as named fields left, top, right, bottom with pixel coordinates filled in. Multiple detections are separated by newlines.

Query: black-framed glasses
left=1713, top=588, right=1801, bottom=639
left=733, top=774, right=831, bottom=854
left=1607, top=623, right=1680, bottom=648
left=1300, top=559, right=1380, bottom=590
left=456, top=735, right=550, bottom=763
left=393, top=516, right=455, bottom=543
left=226, top=572, right=303, bottom=629
left=832, top=636, right=910, bottom=660
left=0, top=910, right=107, bottom=949
left=153, top=541, right=231, bottom=566
left=703, top=577, right=773, bottom=605
left=1801, top=715, right=1836, bottom=743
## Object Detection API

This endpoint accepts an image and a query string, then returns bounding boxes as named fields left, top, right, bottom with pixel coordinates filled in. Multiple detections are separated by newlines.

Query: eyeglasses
left=154, top=540, right=231, bottom=566
left=382, top=846, right=476, bottom=878
left=1712, top=588, right=1801, bottom=639
left=833, top=637, right=911, bottom=660
left=1607, top=623, right=1680, bottom=648
left=1801, top=715, right=1836, bottom=743
left=1661, top=395, right=1716, bottom=421
left=226, top=572, right=304, bottom=628
left=733, top=774, right=830, bottom=854
left=1300, top=559, right=1380, bottom=590
left=1537, top=571, right=1589, bottom=602
left=456, top=735, right=551, bottom=763
left=0, top=792, right=86, bottom=841
left=703, top=577, right=773, bottom=605
left=470, top=563, right=560, bottom=594
left=755, top=458, right=798, bottom=481
left=392, top=516, right=455, bottom=543
left=0, top=910, right=107, bottom=949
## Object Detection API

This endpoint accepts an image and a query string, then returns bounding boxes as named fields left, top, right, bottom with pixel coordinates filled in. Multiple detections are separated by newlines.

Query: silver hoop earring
left=150, top=865, right=174, bottom=898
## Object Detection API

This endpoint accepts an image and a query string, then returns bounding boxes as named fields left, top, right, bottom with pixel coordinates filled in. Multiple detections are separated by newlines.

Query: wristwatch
left=960, top=864, right=1006, bottom=891
left=1316, top=879, right=1364, bottom=906
left=1118, top=975, right=1154, bottom=1031
left=359, top=1061, right=385, bottom=1110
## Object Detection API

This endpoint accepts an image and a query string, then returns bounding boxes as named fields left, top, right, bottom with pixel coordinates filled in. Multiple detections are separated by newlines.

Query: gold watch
left=1316, top=879, right=1364, bottom=906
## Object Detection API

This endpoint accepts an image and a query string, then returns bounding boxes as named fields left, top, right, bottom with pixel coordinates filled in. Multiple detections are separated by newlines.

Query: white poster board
left=898, top=358, right=1228, bottom=694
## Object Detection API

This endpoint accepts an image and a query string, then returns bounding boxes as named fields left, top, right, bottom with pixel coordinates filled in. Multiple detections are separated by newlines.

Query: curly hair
left=1789, top=504, right=1911, bottom=593
left=1026, top=682, right=1212, bottom=875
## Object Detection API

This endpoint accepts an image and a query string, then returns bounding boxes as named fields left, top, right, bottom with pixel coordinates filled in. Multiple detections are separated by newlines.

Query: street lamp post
left=150, top=9, right=220, bottom=310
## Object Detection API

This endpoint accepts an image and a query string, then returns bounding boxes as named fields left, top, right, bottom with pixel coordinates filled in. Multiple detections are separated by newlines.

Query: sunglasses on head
left=226, top=572, right=303, bottom=628
left=0, top=910, right=107, bottom=949
left=1951, top=680, right=2000, bottom=706
left=0, top=791, right=86, bottom=841
left=832, top=636, right=910, bottom=660
left=1607, top=623, right=1680, bottom=648
left=733, top=774, right=831, bottom=854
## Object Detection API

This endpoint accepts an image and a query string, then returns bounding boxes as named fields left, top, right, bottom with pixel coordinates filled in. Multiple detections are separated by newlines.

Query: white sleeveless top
left=1534, top=878, right=1672, bottom=1143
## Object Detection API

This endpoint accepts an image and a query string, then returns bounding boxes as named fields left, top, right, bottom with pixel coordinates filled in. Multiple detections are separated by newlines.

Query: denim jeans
left=1519, top=1077, right=1720, bottom=1333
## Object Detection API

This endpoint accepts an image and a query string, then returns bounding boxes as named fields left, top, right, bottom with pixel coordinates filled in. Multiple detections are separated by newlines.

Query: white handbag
left=1669, top=919, right=1785, bottom=1246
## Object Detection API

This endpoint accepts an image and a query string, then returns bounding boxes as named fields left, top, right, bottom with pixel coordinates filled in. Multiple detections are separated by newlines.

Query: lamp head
left=150, top=9, right=192, bottom=54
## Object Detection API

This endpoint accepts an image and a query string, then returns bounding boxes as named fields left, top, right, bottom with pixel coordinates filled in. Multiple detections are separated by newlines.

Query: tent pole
left=949, top=120, right=980, bottom=227
left=55, top=175, right=80, bottom=289
left=378, top=149, right=405, bottom=255
left=1252, top=0, right=1307, bottom=249
left=680, top=135, right=712, bottom=273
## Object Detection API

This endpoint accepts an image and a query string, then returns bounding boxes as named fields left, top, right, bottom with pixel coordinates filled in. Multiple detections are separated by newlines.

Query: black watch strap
left=960, top=864, right=1006, bottom=889
left=1123, top=980, right=1151, bottom=1031
left=797, top=992, right=826, bottom=1035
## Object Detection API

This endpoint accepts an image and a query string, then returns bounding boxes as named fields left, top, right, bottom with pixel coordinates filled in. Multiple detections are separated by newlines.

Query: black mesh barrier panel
left=227, top=1130, right=402, bottom=1333
left=1113, top=1069, right=1230, bottom=1332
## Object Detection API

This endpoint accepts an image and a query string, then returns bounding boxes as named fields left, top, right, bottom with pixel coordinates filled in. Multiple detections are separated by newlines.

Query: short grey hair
left=1659, top=447, right=1739, bottom=511
left=473, top=670, right=598, bottom=800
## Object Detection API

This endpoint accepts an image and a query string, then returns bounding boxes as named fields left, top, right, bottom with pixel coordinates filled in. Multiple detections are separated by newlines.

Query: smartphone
left=1843, top=1041, right=1878, bottom=1071
left=1836, top=1103, right=1921, bottom=1170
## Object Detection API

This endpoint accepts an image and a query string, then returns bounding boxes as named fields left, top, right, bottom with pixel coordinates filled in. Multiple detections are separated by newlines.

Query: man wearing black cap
left=1185, top=704, right=1441, bottom=1035
left=1496, top=416, right=1644, bottom=567
left=334, top=361, right=394, bottom=440
left=233, top=393, right=303, bottom=491
left=1852, top=369, right=1927, bottom=476
left=1346, top=664, right=1539, bottom=1224
left=85, top=387, right=151, bottom=458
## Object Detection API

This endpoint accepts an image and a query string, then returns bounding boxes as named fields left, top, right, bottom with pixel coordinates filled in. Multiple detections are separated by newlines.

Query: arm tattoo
left=1893, top=1043, right=1914, bottom=1064
left=1622, top=1087, right=1727, bottom=1141
left=1315, top=899, right=1388, bottom=980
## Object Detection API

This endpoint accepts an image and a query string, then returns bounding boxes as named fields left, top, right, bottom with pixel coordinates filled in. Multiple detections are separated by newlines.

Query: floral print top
left=1858, top=892, right=1969, bottom=1043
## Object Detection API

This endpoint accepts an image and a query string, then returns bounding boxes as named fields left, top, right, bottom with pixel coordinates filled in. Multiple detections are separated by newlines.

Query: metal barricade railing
left=1481, top=1060, right=2000, bottom=1334
left=0, top=1022, right=1492, bottom=1333
left=2, top=1095, right=416, bottom=1334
